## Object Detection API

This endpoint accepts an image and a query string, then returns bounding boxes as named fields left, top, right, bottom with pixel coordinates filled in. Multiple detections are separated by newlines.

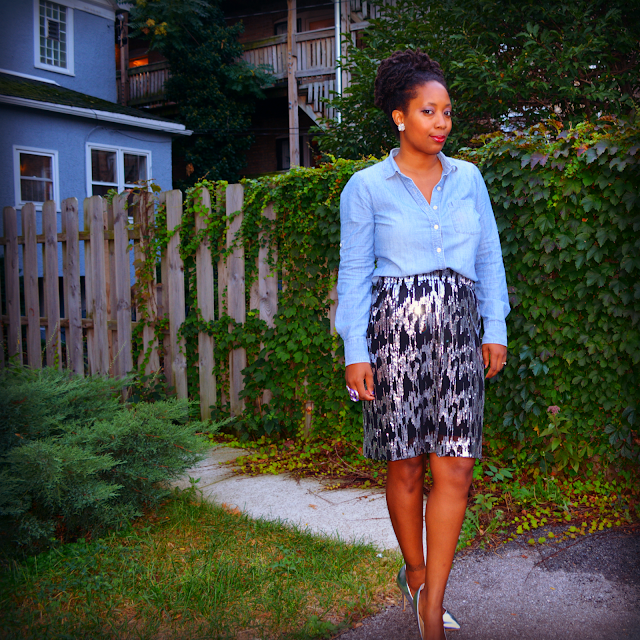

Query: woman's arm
left=473, top=168, right=510, bottom=377
left=336, top=174, right=376, bottom=399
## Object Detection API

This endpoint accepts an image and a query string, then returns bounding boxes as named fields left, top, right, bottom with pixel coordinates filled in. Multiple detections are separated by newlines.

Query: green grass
left=0, top=489, right=401, bottom=640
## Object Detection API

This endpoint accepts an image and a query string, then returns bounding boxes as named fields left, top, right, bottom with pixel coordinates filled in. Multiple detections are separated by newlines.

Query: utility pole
left=287, top=0, right=300, bottom=167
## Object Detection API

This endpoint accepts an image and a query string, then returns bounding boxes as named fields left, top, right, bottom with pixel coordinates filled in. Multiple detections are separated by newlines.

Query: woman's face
left=392, top=81, right=452, bottom=155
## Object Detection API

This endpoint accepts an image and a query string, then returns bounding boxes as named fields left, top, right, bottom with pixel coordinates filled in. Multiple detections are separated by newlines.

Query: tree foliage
left=128, top=0, right=272, bottom=185
left=318, top=0, right=640, bottom=158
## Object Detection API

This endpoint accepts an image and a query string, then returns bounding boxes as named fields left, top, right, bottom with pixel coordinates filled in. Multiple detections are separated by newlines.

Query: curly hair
left=374, top=49, right=448, bottom=137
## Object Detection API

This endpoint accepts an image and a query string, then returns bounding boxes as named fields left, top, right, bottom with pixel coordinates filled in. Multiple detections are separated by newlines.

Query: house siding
left=0, top=104, right=173, bottom=276
left=0, top=1, right=117, bottom=102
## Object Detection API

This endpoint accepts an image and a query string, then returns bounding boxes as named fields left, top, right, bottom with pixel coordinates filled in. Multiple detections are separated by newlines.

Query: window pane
left=21, top=178, right=53, bottom=203
left=124, top=154, right=147, bottom=184
left=20, top=153, right=52, bottom=179
left=39, top=1, right=67, bottom=67
left=92, top=184, right=115, bottom=197
left=91, top=149, right=117, bottom=183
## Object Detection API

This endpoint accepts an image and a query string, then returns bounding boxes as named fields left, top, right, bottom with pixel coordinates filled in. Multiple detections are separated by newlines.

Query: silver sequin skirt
left=363, top=269, right=484, bottom=461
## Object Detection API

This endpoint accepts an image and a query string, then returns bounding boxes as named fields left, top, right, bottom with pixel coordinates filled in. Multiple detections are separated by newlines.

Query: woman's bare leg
left=386, top=455, right=427, bottom=593
left=419, top=453, right=474, bottom=640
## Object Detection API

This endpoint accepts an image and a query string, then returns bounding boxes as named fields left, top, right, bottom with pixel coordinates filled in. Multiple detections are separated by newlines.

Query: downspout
left=334, top=0, right=342, bottom=123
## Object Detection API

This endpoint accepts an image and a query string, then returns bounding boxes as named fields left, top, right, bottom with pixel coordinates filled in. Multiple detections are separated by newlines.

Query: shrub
left=0, top=366, right=212, bottom=552
left=458, top=117, right=640, bottom=472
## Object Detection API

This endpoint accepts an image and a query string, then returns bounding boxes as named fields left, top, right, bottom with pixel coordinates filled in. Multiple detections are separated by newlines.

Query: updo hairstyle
left=374, top=49, right=448, bottom=138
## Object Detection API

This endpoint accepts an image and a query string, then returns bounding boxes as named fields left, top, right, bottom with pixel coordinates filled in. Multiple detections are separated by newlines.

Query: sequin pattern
left=363, top=269, right=484, bottom=461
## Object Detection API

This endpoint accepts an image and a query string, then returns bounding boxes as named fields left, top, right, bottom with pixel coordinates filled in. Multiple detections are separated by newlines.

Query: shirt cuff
left=343, top=337, right=371, bottom=367
left=481, top=319, right=508, bottom=347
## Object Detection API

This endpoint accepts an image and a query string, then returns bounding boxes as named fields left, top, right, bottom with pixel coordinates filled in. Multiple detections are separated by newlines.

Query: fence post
left=105, top=199, right=117, bottom=370
left=86, top=195, right=110, bottom=375
left=114, top=194, right=133, bottom=377
left=226, top=184, right=246, bottom=416
left=195, top=187, right=217, bottom=419
left=62, top=198, right=83, bottom=376
left=22, top=203, right=41, bottom=368
left=165, top=189, right=188, bottom=399
left=3, top=207, right=21, bottom=362
left=134, top=191, right=160, bottom=375
left=43, top=200, right=61, bottom=368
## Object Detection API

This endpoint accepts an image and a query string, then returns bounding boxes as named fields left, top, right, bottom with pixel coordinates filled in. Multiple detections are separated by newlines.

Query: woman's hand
left=345, top=362, right=375, bottom=401
left=482, top=343, right=507, bottom=379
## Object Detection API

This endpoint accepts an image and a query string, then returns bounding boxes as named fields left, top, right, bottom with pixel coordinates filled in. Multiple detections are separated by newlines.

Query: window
left=87, top=145, right=151, bottom=197
left=13, top=146, right=59, bottom=209
left=34, top=0, right=74, bottom=75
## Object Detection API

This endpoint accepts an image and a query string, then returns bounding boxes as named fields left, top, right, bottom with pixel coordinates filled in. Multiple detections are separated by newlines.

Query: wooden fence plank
left=62, top=198, right=83, bottom=375
left=195, top=187, right=216, bottom=419
left=226, top=184, right=246, bottom=415
left=258, top=203, right=278, bottom=406
left=22, top=203, right=41, bottom=368
left=105, top=200, right=117, bottom=371
left=43, top=200, right=61, bottom=368
left=134, top=192, right=160, bottom=375
left=258, top=204, right=278, bottom=329
left=165, top=189, right=187, bottom=399
left=113, top=194, right=133, bottom=377
left=86, top=196, right=110, bottom=374
left=3, top=207, right=21, bottom=361
left=83, top=200, right=95, bottom=374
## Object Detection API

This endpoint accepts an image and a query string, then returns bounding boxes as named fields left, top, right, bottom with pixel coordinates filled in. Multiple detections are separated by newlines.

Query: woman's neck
left=394, top=146, right=441, bottom=176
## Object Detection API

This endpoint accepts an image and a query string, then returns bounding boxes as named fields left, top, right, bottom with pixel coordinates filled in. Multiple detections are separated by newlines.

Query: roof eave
left=0, top=94, right=193, bottom=136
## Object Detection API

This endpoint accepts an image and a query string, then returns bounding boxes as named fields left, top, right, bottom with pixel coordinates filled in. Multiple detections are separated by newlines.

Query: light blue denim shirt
left=336, top=148, right=510, bottom=366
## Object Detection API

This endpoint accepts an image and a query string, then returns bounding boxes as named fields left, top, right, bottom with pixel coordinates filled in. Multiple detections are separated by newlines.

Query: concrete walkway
left=174, top=445, right=398, bottom=549
left=178, top=446, right=640, bottom=640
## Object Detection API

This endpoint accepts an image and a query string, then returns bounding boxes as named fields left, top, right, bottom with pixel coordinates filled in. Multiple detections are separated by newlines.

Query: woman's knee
left=431, top=456, right=474, bottom=493
left=387, top=456, right=425, bottom=493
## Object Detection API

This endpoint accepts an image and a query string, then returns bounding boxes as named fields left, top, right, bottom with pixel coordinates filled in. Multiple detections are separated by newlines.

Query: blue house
left=0, top=0, right=189, bottom=245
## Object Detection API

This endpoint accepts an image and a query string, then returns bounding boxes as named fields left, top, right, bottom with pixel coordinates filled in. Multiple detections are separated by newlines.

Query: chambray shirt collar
left=382, top=147, right=457, bottom=179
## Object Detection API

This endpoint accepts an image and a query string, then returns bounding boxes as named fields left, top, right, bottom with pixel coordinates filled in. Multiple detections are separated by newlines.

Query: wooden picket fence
left=0, top=185, right=318, bottom=421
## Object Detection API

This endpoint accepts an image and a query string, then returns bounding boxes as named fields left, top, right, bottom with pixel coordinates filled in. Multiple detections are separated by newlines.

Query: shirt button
left=433, top=205, right=438, bottom=210
left=434, top=224, right=439, bottom=230
left=437, top=248, right=442, bottom=253
left=437, top=186, right=442, bottom=191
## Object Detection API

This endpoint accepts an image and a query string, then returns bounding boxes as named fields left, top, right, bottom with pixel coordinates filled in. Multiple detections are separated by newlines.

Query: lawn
left=0, top=487, right=400, bottom=640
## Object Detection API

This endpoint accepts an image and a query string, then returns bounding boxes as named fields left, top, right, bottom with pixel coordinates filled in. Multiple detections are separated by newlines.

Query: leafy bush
left=0, top=366, right=211, bottom=552
left=458, top=117, right=640, bottom=471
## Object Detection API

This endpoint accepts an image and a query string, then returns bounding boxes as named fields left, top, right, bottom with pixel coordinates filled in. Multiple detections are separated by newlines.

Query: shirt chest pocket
left=448, top=200, right=481, bottom=235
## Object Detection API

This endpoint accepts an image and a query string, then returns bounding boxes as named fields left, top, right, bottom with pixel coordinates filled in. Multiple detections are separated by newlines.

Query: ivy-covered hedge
left=159, top=117, right=639, bottom=475
left=460, top=118, right=639, bottom=472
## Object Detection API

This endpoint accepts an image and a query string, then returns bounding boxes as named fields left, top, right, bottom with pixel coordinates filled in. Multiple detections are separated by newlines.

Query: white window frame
left=85, top=143, right=152, bottom=197
left=33, top=0, right=75, bottom=76
left=13, top=145, right=60, bottom=211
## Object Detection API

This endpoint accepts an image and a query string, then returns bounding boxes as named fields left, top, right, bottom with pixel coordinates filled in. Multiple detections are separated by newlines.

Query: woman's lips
left=431, top=135, right=447, bottom=143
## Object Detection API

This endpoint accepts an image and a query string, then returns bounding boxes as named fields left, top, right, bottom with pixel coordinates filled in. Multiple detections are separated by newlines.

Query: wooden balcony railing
left=117, top=61, right=170, bottom=107
left=242, top=27, right=336, bottom=81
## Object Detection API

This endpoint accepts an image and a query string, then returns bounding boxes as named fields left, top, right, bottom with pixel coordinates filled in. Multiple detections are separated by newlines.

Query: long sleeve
left=473, top=168, right=510, bottom=346
left=336, top=174, right=376, bottom=366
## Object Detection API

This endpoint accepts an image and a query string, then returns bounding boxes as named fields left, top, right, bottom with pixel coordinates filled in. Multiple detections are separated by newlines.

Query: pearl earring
left=397, top=122, right=405, bottom=132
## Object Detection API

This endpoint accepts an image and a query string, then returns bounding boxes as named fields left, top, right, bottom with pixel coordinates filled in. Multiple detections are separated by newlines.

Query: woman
left=335, top=50, right=509, bottom=640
